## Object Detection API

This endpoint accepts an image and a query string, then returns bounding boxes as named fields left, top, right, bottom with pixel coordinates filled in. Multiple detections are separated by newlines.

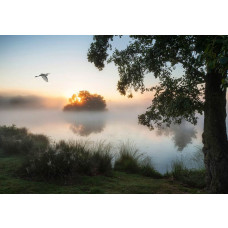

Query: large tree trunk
left=203, top=70, right=228, bottom=193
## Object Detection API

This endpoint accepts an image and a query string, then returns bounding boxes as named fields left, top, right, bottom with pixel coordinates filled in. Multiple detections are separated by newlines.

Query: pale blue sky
left=0, top=35, right=181, bottom=105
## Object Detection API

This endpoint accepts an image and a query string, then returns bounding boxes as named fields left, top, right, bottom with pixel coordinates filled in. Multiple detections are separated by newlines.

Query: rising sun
left=64, top=91, right=82, bottom=103
left=77, top=96, right=81, bottom=102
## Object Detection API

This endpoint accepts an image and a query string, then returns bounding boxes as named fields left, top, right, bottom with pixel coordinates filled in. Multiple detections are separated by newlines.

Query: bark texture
left=203, top=71, right=228, bottom=193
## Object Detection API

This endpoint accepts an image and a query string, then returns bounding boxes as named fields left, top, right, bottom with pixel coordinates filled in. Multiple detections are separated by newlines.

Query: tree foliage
left=87, top=35, right=228, bottom=129
left=63, top=90, right=106, bottom=111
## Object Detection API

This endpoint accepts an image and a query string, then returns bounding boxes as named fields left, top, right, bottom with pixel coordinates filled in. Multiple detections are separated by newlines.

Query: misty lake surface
left=0, top=109, right=205, bottom=173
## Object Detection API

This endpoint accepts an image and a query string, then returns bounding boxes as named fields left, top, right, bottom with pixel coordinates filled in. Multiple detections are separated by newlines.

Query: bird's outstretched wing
left=42, top=75, right=48, bottom=82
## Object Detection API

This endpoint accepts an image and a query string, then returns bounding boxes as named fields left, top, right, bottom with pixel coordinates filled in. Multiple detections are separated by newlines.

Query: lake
left=0, top=109, right=206, bottom=173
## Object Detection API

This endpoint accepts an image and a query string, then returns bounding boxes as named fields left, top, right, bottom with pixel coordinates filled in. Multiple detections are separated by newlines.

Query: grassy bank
left=0, top=125, right=206, bottom=193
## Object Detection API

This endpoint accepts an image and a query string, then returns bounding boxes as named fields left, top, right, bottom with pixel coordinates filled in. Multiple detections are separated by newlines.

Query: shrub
left=170, top=160, right=206, bottom=188
left=140, top=158, right=163, bottom=179
left=0, top=125, right=49, bottom=155
left=114, top=142, right=162, bottom=178
left=21, top=140, right=113, bottom=182
left=89, top=142, right=113, bottom=175
left=114, top=142, right=141, bottom=173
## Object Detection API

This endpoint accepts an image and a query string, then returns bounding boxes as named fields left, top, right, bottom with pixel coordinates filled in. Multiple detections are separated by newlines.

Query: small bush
left=0, top=124, right=28, bottom=137
left=0, top=125, right=49, bottom=155
left=89, top=142, right=113, bottom=176
left=170, top=160, right=206, bottom=188
left=20, top=140, right=113, bottom=182
left=114, top=142, right=162, bottom=178
left=140, top=159, right=163, bottom=179
left=114, top=142, right=141, bottom=173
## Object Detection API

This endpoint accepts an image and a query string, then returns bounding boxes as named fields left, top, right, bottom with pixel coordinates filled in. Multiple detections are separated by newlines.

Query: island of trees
left=63, top=90, right=107, bottom=111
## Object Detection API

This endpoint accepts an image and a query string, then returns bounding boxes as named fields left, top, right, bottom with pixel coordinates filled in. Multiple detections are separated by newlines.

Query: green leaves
left=202, top=36, right=228, bottom=74
left=219, top=57, right=228, bottom=65
left=138, top=76, right=204, bottom=129
left=87, top=35, right=227, bottom=129
left=87, top=35, right=114, bottom=70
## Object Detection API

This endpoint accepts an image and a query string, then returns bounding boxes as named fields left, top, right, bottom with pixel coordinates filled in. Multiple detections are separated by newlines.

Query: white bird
left=35, top=73, right=50, bottom=82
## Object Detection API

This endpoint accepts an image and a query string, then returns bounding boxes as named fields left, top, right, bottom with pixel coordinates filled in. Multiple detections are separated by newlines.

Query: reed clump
left=20, top=140, right=113, bottom=181
left=114, top=142, right=162, bottom=179
left=168, top=160, right=206, bottom=188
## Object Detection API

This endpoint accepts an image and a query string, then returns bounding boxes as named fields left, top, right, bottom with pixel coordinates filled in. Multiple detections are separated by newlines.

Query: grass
left=0, top=125, right=206, bottom=193
left=0, top=125, right=113, bottom=182
left=140, top=159, right=163, bottom=178
left=167, top=160, right=206, bottom=188
left=20, top=140, right=113, bottom=183
left=114, top=142, right=162, bottom=179
left=0, top=153, right=203, bottom=193
left=114, top=142, right=141, bottom=173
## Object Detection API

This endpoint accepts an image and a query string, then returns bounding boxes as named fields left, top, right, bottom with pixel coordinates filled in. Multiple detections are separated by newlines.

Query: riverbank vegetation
left=0, top=125, right=206, bottom=193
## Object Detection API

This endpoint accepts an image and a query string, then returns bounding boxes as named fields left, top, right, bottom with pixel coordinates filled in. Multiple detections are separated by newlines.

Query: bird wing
left=42, top=75, right=48, bottom=82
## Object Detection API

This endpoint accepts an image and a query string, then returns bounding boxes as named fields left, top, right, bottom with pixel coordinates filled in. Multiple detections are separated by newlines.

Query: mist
left=0, top=94, right=66, bottom=110
left=0, top=102, right=206, bottom=173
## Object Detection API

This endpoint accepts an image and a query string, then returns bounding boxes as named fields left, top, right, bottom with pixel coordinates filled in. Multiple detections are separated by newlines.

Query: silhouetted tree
left=63, top=90, right=107, bottom=111
left=88, top=35, right=228, bottom=193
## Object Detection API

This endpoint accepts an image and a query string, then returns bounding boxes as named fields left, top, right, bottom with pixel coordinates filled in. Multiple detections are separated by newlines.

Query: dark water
left=0, top=109, right=206, bottom=173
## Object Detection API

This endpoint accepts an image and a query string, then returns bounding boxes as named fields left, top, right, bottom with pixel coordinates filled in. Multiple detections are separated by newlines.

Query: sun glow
left=69, top=93, right=82, bottom=104
left=77, top=96, right=81, bottom=102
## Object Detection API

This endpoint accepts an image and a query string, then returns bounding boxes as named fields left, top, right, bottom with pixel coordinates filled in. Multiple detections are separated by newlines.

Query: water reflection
left=0, top=109, right=203, bottom=173
left=156, top=121, right=197, bottom=151
left=69, top=119, right=105, bottom=136
left=64, top=111, right=106, bottom=136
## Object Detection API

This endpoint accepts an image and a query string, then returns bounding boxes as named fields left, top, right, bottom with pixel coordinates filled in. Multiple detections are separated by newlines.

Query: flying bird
left=35, top=73, right=50, bottom=82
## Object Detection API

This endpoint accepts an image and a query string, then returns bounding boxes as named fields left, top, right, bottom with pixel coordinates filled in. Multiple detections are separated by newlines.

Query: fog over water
left=0, top=103, right=207, bottom=173
left=2, top=94, right=228, bottom=173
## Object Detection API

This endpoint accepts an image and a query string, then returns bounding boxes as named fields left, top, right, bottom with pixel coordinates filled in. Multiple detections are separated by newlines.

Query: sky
left=0, top=35, right=179, bottom=108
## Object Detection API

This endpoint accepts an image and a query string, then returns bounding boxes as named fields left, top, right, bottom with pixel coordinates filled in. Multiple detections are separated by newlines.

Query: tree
left=88, top=35, right=228, bottom=193
left=63, top=90, right=107, bottom=111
